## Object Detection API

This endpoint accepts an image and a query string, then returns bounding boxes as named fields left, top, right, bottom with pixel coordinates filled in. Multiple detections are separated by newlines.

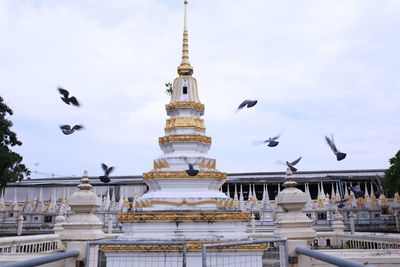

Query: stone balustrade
left=0, top=234, right=62, bottom=254
left=316, top=232, right=400, bottom=249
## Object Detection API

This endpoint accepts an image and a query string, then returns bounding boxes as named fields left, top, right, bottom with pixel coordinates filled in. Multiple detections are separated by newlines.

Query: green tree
left=383, top=150, right=400, bottom=197
left=165, top=82, right=173, bottom=96
left=0, top=96, right=30, bottom=188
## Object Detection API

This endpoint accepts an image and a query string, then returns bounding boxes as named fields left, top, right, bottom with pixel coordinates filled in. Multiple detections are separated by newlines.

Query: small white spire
left=239, top=185, right=244, bottom=209
left=234, top=184, right=238, bottom=201
left=336, top=182, right=340, bottom=199
left=344, top=182, right=349, bottom=197
left=370, top=182, right=375, bottom=198
left=305, top=183, right=312, bottom=202
left=248, top=184, right=253, bottom=201
left=262, top=184, right=271, bottom=208
left=364, top=182, right=369, bottom=197
left=320, top=182, right=325, bottom=197
left=38, top=187, right=43, bottom=202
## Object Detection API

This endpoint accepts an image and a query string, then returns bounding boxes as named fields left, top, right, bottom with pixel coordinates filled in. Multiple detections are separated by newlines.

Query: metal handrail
left=0, top=250, right=80, bottom=267
left=296, top=247, right=375, bottom=267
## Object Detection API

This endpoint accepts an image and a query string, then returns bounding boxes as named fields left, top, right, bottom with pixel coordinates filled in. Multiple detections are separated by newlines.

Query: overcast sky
left=1, top=0, right=399, bottom=178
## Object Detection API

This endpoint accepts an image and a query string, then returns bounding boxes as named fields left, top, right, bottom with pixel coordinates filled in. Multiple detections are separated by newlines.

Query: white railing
left=316, top=232, right=400, bottom=249
left=0, top=234, right=63, bottom=254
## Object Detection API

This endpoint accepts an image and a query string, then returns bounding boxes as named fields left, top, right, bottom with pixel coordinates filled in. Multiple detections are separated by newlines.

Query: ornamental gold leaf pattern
left=165, top=101, right=205, bottom=112
left=100, top=242, right=267, bottom=252
left=159, top=135, right=211, bottom=145
left=118, top=211, right=251, bottom=223
left=142, top=170, right=226, bottom=180
left=164, top=117, right=205, bottom=131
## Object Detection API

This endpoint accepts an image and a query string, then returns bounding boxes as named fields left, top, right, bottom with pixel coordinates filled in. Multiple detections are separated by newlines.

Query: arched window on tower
left=183, top=79, right=188, bottom=94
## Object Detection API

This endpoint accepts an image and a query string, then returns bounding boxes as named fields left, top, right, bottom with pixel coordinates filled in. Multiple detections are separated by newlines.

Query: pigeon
left=285, top=156, right=302, bottom=172
left=186, top=163, right=199, bottom=176
left=237, top=99, right=258, bottom=111
left=372, top=179, right=384, bottom=196
left=100, top=163, right=114, bottom=183
left=253, top=134, right=281, bottom=147
left=58, top=88, right=80, bottom=106
left=59, top=124, right=84, bottom=135
left=336, top=198, right=350, bottom=208
left=325, top=135, right=346, bottom=161
left=349, top=185, right=364, bottom=198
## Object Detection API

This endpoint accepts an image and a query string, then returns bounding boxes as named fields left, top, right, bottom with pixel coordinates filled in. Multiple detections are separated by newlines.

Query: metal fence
left=201, top=239, right=288, bottom=267
left=85, top=239, right=288, bottom=267
left=85, top=241, right=187, bottom=267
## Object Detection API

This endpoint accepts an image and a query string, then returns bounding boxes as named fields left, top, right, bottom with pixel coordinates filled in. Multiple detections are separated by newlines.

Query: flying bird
left=349, top=185, right=364, bottom=198
left=253, top=134, right=281, bottom=147
left=325, top=135, right=346, bottom=161
left=372, top=179, right=385, bottom=196
left=237, top=99, right=257, bottom=111
left=336, top=198, right=350, bottom=208
left=100, top=163, right=114, bottom=183
left=58, top=88, right=80, bottom=106
left=285, top=156, right=302, bottom=172
left=59, top=124, right=84, bottom=135
left=186, top=163, right=199, bottom=177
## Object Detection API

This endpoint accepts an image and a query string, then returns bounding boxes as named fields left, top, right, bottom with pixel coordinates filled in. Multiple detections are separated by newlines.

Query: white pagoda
left=116, top=0, right=252, bottom=243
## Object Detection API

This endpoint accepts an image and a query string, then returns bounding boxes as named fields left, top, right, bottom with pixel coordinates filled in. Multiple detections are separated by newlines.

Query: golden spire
left=177, top=0, right=193, bottom=76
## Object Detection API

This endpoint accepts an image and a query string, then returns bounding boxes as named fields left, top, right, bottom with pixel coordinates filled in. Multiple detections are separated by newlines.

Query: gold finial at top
left=177, top=0, right=193, bottom=76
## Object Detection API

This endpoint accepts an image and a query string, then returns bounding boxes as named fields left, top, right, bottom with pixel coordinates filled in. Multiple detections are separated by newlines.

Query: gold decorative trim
left=164, top=117, right=205, bottom=131
left=150, top=199, right=219, bottom=206
left=159, top=135, right=211, bottom=145
left=142, top=171, right=226, bottom=181
left=199, top=158, right=216, bottom=169
left=166, top=102, right=205, bottom=112
left=118, top=211, right=251, bottom=223
left=153, top=159, right=170, bottom=170
left=199, top=159, right=206, bottom=168
left=101, top=242, right=267, bottom=252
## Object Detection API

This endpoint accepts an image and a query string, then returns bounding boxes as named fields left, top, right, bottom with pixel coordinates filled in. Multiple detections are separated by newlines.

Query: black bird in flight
left=237, top=99, right=258, bottom=111
left=58, top=88, right=80, bottom=106
left=59, top=124, right=84, bottom=135
left=349, top=185, right=364, bottom=198
left=100, top=163, right=114, bottom=183
left=336, top=198, right=350, bottom=208
left=285, top=156, right=302, bottom=172
left=372, top=179, right=385, bottom=196
left=253, top=134, right=281, bottom=147
left=186, top=163, right=199, bottom=177
left=325, top=135, right=346, bottom=161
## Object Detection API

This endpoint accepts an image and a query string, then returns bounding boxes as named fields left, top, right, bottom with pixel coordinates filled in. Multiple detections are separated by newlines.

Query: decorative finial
left=78, top=170, right=93, bottom=191
left=283, top=167, right=297, bottom=188
left=177, top=0, right=193, bottom=76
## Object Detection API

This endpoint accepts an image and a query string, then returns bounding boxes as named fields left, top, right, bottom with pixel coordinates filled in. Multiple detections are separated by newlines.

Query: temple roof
left=8, top=169, right=386, bottom=187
